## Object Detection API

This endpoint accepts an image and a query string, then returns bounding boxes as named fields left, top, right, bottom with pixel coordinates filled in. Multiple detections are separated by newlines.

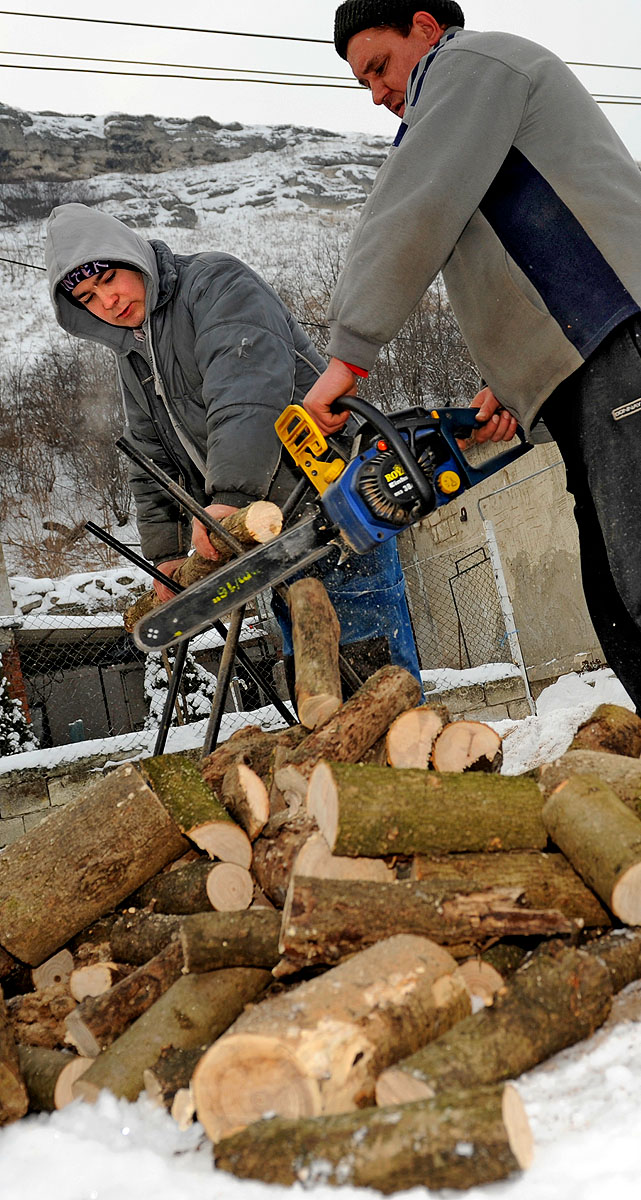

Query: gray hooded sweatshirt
left=327, top=28, right=641, bottom=436
left=46, top=203, right=326, bottom=564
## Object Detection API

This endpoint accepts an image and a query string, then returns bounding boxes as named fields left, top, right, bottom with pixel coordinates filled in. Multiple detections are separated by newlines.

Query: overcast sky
left=1, top=1, right=641, bottom=157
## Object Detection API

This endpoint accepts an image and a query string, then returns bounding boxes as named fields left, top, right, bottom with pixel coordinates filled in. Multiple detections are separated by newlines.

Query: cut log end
left=192, top=1035, right=320, bottom=1143
left=298, top=694, right=342, bottom=731
left=432, top=721, right=503, bottom=774
left=611, top=862, right=641, bottom=925
left=306, top=761, right=339, bottom=849
left=374, top=1066, right=434, bottom=1107
left=503, top=1083, right=534, bottom=1171
left=53, top=1056, right=93, bottom=1109
left=192, top=822, right=252, bottom=868
left=386, top=706, right=448, bottom=769
left=206, top=863, right=254, bottom=912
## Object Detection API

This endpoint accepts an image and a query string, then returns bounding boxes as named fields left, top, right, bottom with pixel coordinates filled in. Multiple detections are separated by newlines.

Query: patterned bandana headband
left=59, top=261, right=112, bottom=294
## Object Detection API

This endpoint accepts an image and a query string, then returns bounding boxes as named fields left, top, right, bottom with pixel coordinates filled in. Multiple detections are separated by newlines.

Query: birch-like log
left=542, top=773, right=641, bottom=923
left=214, top=1083, right=532, bottom=1193
left=275, top=665, right=422, bottom=804
left=74, top=968, right=272, bottom=1104
left=287, top=577, right=342, bottom=729
left=140, top=755, right=252, bottom=865
left=308, top=761, right=546, bottom=857
left=375, top=944, right=612, bottom=1105
left=0, top=764, right=188, bottom=965
left=192, top=935, right=470, bottom=1143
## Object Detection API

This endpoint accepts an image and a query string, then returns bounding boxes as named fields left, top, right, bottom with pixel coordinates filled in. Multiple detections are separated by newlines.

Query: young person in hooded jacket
left=45, top=202, right=421, bottom=695
left=304, top=0, right=641, bottom=712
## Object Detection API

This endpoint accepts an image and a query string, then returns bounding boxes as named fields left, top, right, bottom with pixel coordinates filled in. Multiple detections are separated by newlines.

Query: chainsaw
left=133, top=396, right=530, bottom=652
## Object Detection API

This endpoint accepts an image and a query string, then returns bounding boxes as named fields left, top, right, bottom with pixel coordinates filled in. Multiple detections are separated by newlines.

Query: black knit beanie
left=334, top=1, right=464, bottom=60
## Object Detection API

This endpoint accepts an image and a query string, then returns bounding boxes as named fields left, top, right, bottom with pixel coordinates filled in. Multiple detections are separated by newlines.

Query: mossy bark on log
left=64, top=939, right=185, bottom=1058
left=128, top=858, right=213, bottom=915
left=17, top=1045, right=92, bottom=1110
left=432, top=721, right=503, bottom=773
left=375, top=945, right=612, bottom=1106
left=287, top=577, right=342, bottom=730
left=179, top=910, right=281, bottom=973
left=275, top=665, right=422, bottom=804
left=542, top=773, right=641, bottom=923
left=251, top=815, right=318, bottom=908
left=0, top=764, right=188, bottom=966
left=569, top=703, right=641, bottom=755
left=410, top=850, right=611, bottom=927
left=74, top=968, right=272, bottom=1104
left=221, top=763, right=269, bottom=841
left=144, top=1044, right=206, bottom=1110
left=538, top=750, right=641, bottom=818
left=385, top=704, right=449, bottom=768
left=192, top=935, right=469, bottom=1143
left=123, top=503, right=283, bottom=631
left=140, top=754, right=252, bottom=865
left=277, top=876, right=577, bottom=971
left=0, top=986, right=28, bottom=1123
left=110, top=911, right=182, bottom=965
left=308, top=762, right=546, bottom=857
left=214, top=1082, right=532, bottom=1192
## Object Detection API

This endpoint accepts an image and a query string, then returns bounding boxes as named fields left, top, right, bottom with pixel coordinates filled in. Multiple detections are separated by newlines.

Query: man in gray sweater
left=305, top=1, right=641, bottom=708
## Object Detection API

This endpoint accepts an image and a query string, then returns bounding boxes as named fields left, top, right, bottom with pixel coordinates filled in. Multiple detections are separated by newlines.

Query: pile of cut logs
left=2, top=576, right=641, bottom=1194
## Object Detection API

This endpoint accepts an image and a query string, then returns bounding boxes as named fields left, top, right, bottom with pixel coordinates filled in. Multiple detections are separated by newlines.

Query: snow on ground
left=1, top=666, right=640, bottom=1197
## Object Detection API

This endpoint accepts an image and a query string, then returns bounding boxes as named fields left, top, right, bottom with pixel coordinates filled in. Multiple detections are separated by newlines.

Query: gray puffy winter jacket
left=46, top=203, right=326, bottom=563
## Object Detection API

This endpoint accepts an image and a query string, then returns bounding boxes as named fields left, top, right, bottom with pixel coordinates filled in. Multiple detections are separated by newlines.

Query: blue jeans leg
left=272, top=538, right=422, bottom=683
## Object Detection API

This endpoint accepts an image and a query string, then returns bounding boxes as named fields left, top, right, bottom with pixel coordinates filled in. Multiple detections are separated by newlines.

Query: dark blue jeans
left=271, top=537, right=422, bottom=684
left=540, top=314, right=641, bottom=710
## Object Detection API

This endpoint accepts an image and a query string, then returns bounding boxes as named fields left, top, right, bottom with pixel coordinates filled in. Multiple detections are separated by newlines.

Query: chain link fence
left=1, top=533, right=522, bottom=766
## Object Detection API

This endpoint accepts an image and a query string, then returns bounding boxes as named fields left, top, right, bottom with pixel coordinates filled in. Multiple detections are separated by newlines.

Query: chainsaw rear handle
left=435, top=407, right=531, bottom=487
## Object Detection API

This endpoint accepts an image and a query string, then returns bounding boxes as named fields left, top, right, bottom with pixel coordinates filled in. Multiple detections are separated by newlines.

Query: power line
left=0, top=255, right=46, bottom=270
left=0, top=62, right=358, bottom=88
left=0, top=10, right=333, bottom=44
left=0, top=49, right=350, bottom=83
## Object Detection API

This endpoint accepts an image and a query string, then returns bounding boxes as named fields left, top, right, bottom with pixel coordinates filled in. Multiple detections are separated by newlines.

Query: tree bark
left=17, top=1045, right=92, bottom=1111
left=287, top=577, right=342, bottom=730
left=201, top=725, right=307, bottom=796
left=277, top=876, right=577, bottom=972
left=542, top=773, right=641, bottom=923
left=432, top=721, right=503, bottom=773
left=375, top=944, right=612, bottom=1105
left=214, top=1082, right=532, bottom=1192
left=570, top=703, right=641, bottom=755
left=7, top=984, right=75, bottom=1050
left=74, top=968, right=272, bottom=1104
left=582, top=928, right=641, bottom=993
left=538, top=750, right=641, bottom=818
left=0, top=986, right=28, bottom=1124
left=385, top=704, right=449, bottom=768
left=143, top=1045, right=206, bottom=1111
left=140, top=754, right=251, bottom=866
left=409, top=850, right=611, bottom=927
left=64, top=939, right=185, bottom=1058
left=110, top=911, right=182, bottom=965
left=128, top=858, right=214, bottom=915
left=308, top=762, right=546, bottom=857
left=179, top=910, right=281, bottom=973
left=251, top=814, right=318, bottom=908
left=192, top=935, right=470, bottom=1143
left=0, top=763, right=188, bottom=965
left=274, top=665, right=422, bottom=804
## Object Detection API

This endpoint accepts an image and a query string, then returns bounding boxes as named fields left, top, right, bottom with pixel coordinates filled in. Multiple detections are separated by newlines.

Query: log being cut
left=192, top=934, right=470, bottom=1143
left=287, top=577, right=342, bottom=729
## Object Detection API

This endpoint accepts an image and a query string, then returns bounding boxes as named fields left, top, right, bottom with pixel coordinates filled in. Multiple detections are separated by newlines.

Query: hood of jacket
left=45, top=203, right=173, bottom=354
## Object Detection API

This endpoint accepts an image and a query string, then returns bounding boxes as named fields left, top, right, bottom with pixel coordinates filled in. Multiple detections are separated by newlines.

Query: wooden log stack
left=4, top=582, right=641, bottom=1191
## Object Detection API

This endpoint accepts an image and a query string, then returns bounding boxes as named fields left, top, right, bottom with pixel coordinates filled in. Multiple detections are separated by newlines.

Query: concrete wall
left=399, top=441, right=602, bottom=679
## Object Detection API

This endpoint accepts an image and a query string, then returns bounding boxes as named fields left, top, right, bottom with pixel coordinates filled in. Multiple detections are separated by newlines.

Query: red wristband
left=342, top=361, right=369, bottom=379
